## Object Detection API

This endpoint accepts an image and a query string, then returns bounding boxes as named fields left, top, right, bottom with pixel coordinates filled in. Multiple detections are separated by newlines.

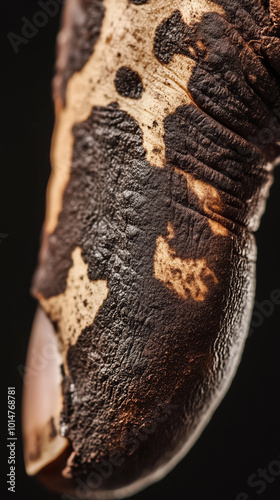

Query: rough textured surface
left=114, top=67, right=144, bottom=99
left=46, top=0, right=227, bottom=236
left=26, top=0, right=280, bottom=498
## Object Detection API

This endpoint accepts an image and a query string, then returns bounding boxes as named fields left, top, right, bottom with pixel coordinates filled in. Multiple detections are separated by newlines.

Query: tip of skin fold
left=22, top=306, right=69, bottom=476
left=25, top=435, right=69, bottom=476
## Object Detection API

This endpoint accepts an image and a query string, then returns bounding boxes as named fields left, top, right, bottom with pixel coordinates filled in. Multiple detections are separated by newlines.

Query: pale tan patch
left=36, top=247, right=108, bottom=369
left=25, top=416, right=68, bottom=476
left=45, top=0, right=225, bottom=233
left=175, top=168, right=228, bottom=236
left=154, top=222, right=218, bottom=300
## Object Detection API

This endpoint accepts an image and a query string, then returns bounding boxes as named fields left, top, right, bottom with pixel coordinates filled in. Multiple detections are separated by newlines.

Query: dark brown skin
left=24, top=0, right=280, bottom=498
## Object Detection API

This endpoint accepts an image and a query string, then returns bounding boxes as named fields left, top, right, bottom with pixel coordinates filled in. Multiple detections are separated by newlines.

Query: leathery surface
left=24, top=0, right=280, bottom=497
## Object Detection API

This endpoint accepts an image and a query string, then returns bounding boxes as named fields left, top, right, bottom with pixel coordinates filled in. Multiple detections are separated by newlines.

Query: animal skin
left=23, top=0, right=280, bottom=498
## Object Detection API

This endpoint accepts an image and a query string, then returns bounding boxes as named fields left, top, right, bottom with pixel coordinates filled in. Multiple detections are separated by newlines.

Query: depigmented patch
left=45, top=0, right=225, bottom=233
left=154, top=223, right=218, bottom=300
left=175, top=168, right=228, bottom=236
left=36, top=247, right=108, bottom=369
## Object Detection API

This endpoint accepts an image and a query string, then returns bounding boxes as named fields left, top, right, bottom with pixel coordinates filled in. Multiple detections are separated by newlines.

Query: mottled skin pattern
left=25, top=0, right=280, bottom=498
left=54, top=0, right=104, bottom=106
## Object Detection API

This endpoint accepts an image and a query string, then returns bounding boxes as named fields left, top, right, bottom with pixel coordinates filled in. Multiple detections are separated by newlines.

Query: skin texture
left=23, top=0, right=280, bottom=498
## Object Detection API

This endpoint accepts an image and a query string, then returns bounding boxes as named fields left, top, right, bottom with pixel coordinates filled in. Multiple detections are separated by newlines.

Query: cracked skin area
left=28, top=0, right=280, bottom=496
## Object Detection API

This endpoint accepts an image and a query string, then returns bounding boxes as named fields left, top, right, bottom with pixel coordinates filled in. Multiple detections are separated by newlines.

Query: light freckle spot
left=154, top=223, right=218, bottom=301
left=175, top=168, right=228, bottom=236
left=188, top=46, right=196, bottom=56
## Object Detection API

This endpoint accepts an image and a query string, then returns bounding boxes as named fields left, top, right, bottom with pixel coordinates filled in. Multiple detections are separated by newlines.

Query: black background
left=1, top=1, right=280, bottom=499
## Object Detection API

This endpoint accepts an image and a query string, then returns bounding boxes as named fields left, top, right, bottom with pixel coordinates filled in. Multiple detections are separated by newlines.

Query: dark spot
left=129, top=0, right=149, bottom=4
left=52, top=320, right=58, bottom=333
left=83, top=299, right=88, bottom=307
left=153, top=120, right=158, bottom=127
left=154, top=10, right=187, bottom=64
left=49, top=417, right=57, bottom=439
left=60, top=364, right=66, bottom=380
left=114, top=66, right=144, bottom=99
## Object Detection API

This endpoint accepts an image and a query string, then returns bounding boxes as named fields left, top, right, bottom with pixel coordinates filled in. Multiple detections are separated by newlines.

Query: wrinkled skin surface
left=23, top=0, right=280, bottom=498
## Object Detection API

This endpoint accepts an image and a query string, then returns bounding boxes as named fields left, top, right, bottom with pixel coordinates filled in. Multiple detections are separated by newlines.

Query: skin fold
left=23, top=0, right=280, bottom=498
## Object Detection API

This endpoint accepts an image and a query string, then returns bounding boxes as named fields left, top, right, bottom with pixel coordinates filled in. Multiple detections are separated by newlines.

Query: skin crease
left=23, top=0, right=280, bottom=498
